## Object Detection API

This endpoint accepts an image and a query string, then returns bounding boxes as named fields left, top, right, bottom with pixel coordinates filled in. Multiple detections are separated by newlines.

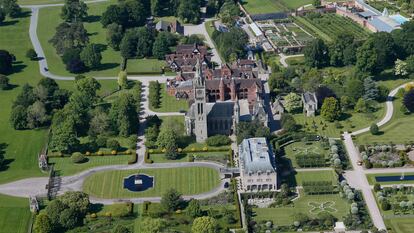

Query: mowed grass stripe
left=83, top=167, right=220, bottom=198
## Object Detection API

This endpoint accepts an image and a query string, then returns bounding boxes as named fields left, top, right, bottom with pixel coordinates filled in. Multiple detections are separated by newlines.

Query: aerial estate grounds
left=83, top=167, right=221, bottom=198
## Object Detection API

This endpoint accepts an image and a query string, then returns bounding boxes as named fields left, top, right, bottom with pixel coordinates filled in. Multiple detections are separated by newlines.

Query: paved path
left=184, top=20, right=222, bottom=65
left=340, top=81, right=414, bottom=231
left=343, top=133, right=386, bottom=231
left=350, top=82, right=412, bottom=136
left=279, top=53, right=304, bottom=67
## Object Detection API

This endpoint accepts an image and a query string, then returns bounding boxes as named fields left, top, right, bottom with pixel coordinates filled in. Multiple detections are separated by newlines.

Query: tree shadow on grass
left=89, top=203, right=104, bottom=213
left=85, top=15, right=101, bottom=23
left=15, top=11, right=31, bottom=19
left=93, top=62, right=119, bottom=72
left=0, top=20, right=18, bottom=27
left=12, top=61, right=27, bottom=74
left=0, top=143, right=14, bottom=172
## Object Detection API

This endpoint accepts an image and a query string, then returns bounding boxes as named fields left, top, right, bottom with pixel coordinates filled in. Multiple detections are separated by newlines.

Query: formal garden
left=280, top=138, right=348, bottom=169
left=359, top=144, right=413, bottom=169
left=247, top=178, right=372, bottom=232
left=258, top=19, right=314, bottom=52
left=374, top=184, right=414, bottom=216
left=294, top=13, right=371, bottom=42
left=83, top=167, right=221, bottom=198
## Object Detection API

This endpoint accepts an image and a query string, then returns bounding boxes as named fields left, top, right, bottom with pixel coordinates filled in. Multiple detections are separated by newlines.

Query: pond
left=123, top=174, right=154, bottom=192
left=375, top=175, right=414, bottom=182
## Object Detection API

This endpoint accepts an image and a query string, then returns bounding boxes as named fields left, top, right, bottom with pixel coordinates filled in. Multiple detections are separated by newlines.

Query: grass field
left=366, top=173, right=414, bottom=185
left=280, top=0, right=313, bottom=9
left=293, top=103, right=385, bottom=138
left=253, top=192, right=349, bottom=226
left=38, top=1, right=123, bottom=77
left=126, top=59, right=167, bottom=75
left=241, top=0, right=287, bottom=14
left=149, top=84, right=188, bottom=112
left=356, top=97, right=414, bottom=144
left=282, top=170, right=337, bottom=187
left=0, top=195, right=31, bottom=233
left=18, top=0, right=64, bottom=5
left=49, top=155, right=133, bottom=176
left=83, top=167, right=220, bottom=198
left=385, top=217, right=414, bottom=233
left=285, top=56, right=305, bottom=66
left=0, top=11, right=49, bottom=184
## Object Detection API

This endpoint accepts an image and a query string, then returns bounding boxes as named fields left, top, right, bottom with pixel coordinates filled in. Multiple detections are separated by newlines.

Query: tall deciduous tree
left=33, top=213, right=53, bottom=233
left=320, top=97, right=341, bottom=121
left=329, top=32, right=356, bottom=66
left=80, top=44, right=102, bottom=69
left=161, top=189, right=183, bottom=212
left=191, top=216, right=218, bottom=233
left=61, top=0, right=88, bottom=22
left=178, top=0, right=201, bottom=24
left=109, top=93, right=139, bottom=136
left=304, top=38, right=329, bottom=68
left=283, top=92, right=302, bottom=113
left=0, top=0, right=21, bottom=17
left=50, top=22, right=89, bottom=54
left=153, top=32, right=171, bottom=59
left=403, top=89, right=414, bottom=112
left=106, top=23, right=123, bottom=50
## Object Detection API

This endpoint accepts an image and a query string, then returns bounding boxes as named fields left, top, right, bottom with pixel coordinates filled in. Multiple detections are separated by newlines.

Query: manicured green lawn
left=282, top=170, right=338, bottom=187
left=83, top=167, right=220, bottom=198
left=38, top=1, right=123, bottom=77
left=0, top=194, right=31, bottom=233
left=283, top=141, right=329, bottom=168
left=366, top=173, right=414, bottom=185
left=385, top=217, right=414, bottom=233
left=49, top=155, right=133, bottom=176
left=126, top=59, right=167, bottom=75
left=356, top=97, right=414, bottom=144
left=293, top=103, right=385, bottom=138
left=0, top=12, right=49, bottom=184
left=149, top=84, right=188, bottom=112
left=285, top=56, right=305, bottom=66
left=280, top=0, right=313, bottom=9
left=240, top=0, right=287, bottom=14
left=18, top=0, right=64, bottom=5
left=253, top=192, right=350, bottom=226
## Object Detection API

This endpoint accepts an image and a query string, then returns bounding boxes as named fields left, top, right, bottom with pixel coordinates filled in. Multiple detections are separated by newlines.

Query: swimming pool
left=390, top=14, right=410, bottom=25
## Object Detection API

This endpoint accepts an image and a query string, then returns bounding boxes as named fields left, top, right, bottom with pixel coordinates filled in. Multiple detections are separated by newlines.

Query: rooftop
left=239, top=138, right=275, bottom=174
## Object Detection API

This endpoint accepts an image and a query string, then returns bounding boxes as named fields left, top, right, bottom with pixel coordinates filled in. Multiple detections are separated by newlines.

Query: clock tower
left=193, top=58, right=208, bottom=142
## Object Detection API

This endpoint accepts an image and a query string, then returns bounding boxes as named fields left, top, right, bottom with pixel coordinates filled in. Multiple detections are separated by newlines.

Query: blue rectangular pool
left=375, top=175, right=414, bottom=182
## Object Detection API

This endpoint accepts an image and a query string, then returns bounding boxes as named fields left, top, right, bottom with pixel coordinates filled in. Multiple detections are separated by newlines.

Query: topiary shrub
left=370, top=123, right=379, bottom=135
left=71, top=152, right=86, bottom=163
left=206, top=135, right=231, bottom=147
left=107, top=139, right=120, bottom=150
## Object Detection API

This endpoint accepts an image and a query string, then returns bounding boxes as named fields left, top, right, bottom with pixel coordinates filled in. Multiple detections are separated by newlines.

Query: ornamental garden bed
left=359, top=144, right=413, bottom=168
left=277, top=137, right=350, bottom=170
left=374, top=185, right=414, bottom=217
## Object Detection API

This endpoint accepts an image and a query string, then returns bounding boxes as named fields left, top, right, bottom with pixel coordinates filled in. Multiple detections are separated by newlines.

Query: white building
left=239, top=138, right=277, bottom=192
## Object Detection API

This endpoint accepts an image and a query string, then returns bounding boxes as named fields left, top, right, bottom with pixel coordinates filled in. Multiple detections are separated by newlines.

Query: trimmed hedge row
left=48, top=149, right=135, bottom=157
